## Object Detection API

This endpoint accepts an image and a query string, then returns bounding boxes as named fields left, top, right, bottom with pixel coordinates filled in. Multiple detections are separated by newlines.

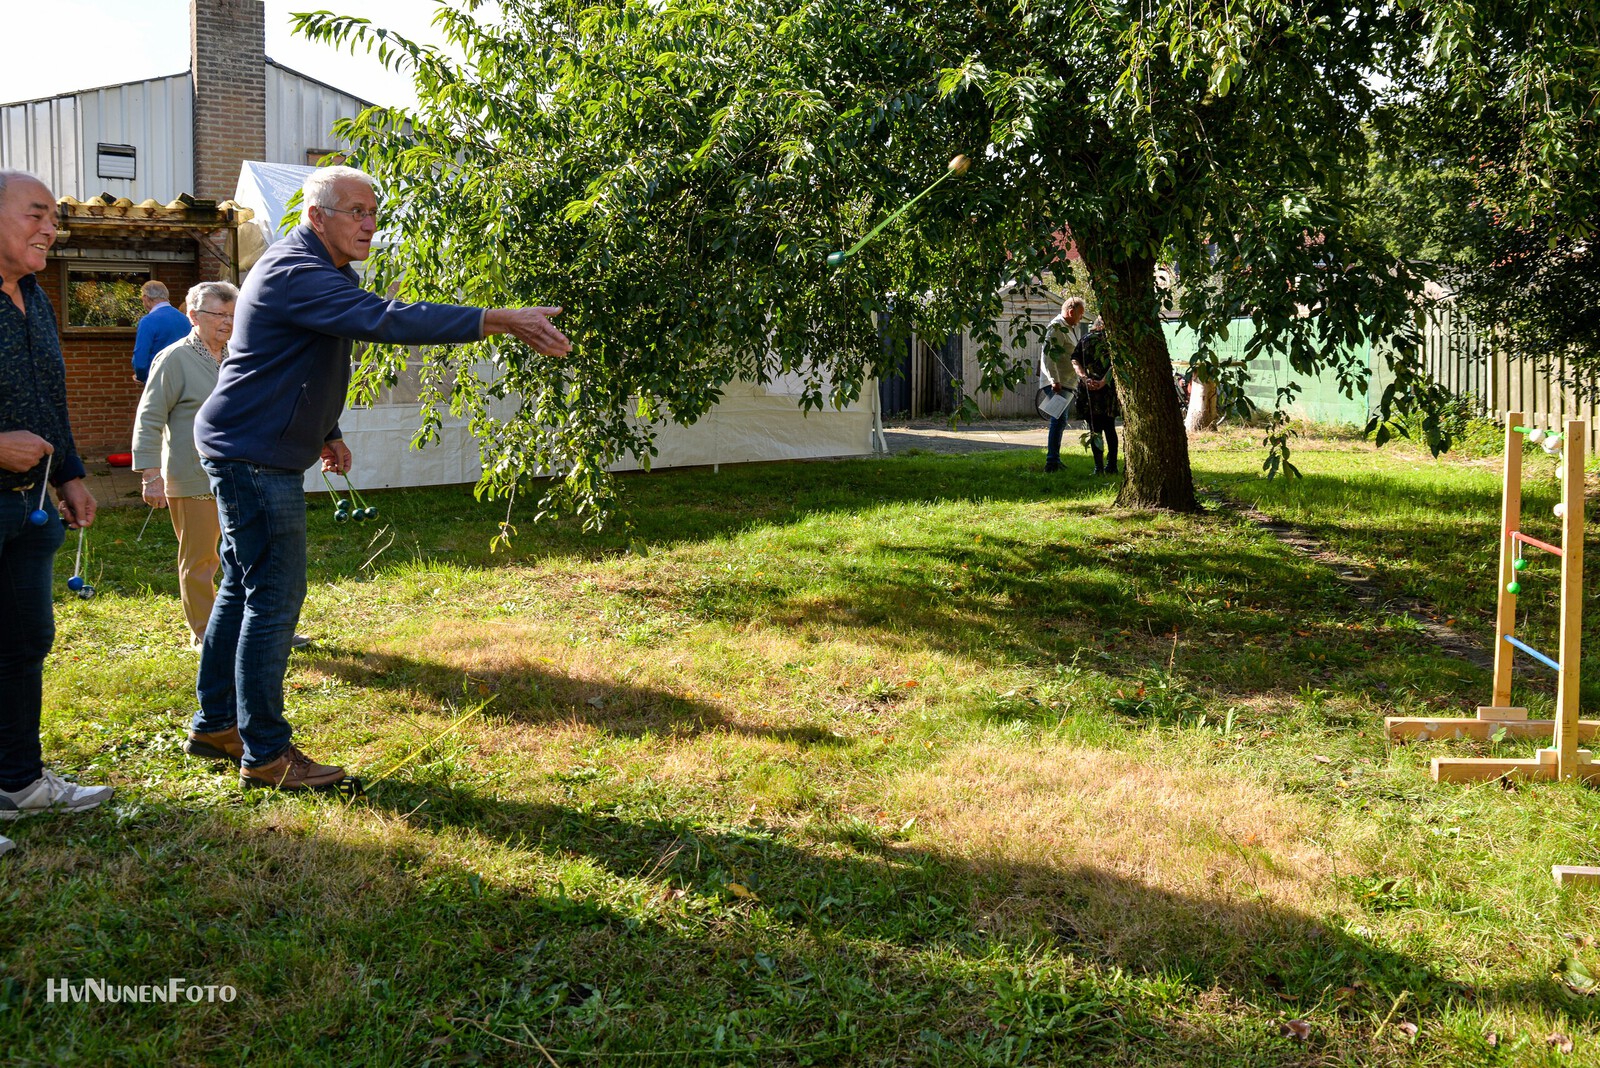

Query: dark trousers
left=0, top=491, right=64, bottom=790
left=1089, top=419, right=1119, bottom=471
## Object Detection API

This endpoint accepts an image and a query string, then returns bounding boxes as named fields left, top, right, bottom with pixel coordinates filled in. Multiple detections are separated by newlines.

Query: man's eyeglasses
left=195, top=309, right=235, bottom=321
left=318, top=205, right=381, bottom=224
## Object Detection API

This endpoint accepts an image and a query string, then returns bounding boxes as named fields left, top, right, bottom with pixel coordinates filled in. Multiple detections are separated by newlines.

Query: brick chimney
left=190, top=0, right=265, bottom=204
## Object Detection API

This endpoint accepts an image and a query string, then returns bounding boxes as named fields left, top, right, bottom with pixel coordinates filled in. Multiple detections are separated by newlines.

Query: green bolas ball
left=1507, top=581, right=1521, bottom=595
left=826, top=251, right=847, bottom=268
left=336, top=498, right=351, bottom=510
left=1513, top=557, right=1528, bottom=571
left=353, top=510, right=368, bottom=522
left=334, top=509, right=351, bottom=523
left=362, top=507, right=378, bottom=520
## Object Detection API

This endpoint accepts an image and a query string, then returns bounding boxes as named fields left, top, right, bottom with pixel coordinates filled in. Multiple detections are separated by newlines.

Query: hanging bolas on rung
left=1507, top=581, right=1522, bottom=594
left=1543, top=432, right=1564, bottom=455
left=1527, top=428, right=1545, bottom=444
left=1513, top=557, right=1529, bottom=571
left=1554, top=502, right=1567, bottom=518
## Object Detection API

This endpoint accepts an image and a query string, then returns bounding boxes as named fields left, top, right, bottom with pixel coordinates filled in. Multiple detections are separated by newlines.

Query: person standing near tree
left=185, top=165, right=573, bottom=791
left=0, top=170, right=112, bottom=851
left=1072, top=317, right=1121, bottom=476
left=1039, top=297, right=1088, bottom=472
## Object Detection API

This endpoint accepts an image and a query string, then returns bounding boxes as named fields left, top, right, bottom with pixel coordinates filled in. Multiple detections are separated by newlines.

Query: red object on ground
left=106, top=453, right=133, bottom=468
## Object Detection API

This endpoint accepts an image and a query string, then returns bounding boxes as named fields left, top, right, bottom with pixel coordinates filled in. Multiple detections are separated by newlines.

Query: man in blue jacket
left=131, top=280, right=190, bottom=384
left=186, top=165, right=571, bottom=791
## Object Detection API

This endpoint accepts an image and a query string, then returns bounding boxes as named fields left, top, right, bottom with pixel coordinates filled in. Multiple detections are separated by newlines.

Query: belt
left=6, top=482, right=38, bottom=493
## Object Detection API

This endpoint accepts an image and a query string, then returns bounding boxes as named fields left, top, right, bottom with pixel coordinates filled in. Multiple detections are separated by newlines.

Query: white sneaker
left=290, top=633, right=312, bottom=650
left=0, top=834, right=13, bottom=856
left=0, top=770, right=114, bottom=820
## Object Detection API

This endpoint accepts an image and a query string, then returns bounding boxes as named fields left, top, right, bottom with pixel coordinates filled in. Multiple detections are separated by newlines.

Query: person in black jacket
left=1071, top=318, right=1121, bottom=476
left=0, top=170, right=113, bottom=841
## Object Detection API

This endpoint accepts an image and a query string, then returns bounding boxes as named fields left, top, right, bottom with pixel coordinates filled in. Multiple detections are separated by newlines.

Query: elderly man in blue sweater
left=186, top=165, right=571, bottom=791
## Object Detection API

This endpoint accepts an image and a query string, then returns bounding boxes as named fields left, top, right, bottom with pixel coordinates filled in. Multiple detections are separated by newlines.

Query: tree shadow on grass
left=307, top=647, right=846, bottom=746
left=348, top=780, right=1593, bottom=1054
left=6, top=779, right=1591, bottom=1065
left=640, top=520, right=1487, bottom=708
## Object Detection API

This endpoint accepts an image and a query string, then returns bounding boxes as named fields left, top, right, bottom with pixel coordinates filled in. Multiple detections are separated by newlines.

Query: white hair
left=301, top=165, right=377, bottom=210
left=186, top=280, right=239, bottom=313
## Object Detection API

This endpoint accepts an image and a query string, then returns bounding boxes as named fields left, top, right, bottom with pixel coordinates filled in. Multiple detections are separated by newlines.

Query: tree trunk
left=1078, top=241, right=1199, bottom=512
left=1185, top=376, right=1221, bottom=432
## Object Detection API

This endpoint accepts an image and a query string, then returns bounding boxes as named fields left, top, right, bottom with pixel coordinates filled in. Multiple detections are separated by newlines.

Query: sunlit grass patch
left=7, top=433, right=1600, bottom=1064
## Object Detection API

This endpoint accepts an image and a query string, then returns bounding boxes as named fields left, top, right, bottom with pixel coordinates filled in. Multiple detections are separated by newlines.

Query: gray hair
left=186, top=280, right=238, bottom=313
left=141, top=280, right=170, bottom=302
left=301, top=165, right=377, bottom=210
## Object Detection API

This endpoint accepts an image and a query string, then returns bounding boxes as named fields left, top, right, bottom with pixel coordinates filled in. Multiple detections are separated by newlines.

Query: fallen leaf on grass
left=1396, top=1021, right=1418, bottom=1039
left=1312, top=755, right=1331, bottom=764
left=1555, top=958, right=1597, bottom=995
left=1567, top=933, right=1597, bottom=948
left=1279, top=1019, right=1311, bottom=1042
left=725, top=882, right=759, bottom=901
left=1485, top=1032, right=1499, bottom=1048
left=1549, top=1032, right=1574, bottom=1054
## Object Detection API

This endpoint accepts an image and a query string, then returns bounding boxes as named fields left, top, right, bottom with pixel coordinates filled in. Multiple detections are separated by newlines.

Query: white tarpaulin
left=231, top=161, right=875, bottom=492
left=233, top=160, right=316, bottom=272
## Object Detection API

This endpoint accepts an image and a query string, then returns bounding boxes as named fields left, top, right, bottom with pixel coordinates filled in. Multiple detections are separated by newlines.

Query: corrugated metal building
left=1, top=62, right=367, bottom=205
left=0, top=0, right=375, bottom=458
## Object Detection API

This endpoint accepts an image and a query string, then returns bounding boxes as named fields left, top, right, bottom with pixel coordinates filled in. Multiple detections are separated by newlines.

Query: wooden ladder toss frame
left=1383, top=414, right=1599, bottom=885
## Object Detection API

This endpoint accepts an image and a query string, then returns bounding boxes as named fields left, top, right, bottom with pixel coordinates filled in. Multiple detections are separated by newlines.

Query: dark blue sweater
left=1, top=273, right=87, bottom=492
left=195, top=226, right=485, bottom=471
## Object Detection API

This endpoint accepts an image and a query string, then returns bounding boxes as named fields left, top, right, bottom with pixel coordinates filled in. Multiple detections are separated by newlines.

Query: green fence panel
left=1162, top=319, right=1371, bottom=426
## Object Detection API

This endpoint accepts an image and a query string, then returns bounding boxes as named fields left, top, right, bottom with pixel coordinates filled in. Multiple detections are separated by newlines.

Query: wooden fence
left=1422, top=305, right=1600, bottom=453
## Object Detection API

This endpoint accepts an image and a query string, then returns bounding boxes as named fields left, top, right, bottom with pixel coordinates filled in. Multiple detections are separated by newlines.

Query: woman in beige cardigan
left=131, top=281, right=236, bottom=648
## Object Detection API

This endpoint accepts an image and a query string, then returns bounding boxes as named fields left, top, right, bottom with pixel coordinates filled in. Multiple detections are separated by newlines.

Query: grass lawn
left=5, top=425, right=1600, bottom=1065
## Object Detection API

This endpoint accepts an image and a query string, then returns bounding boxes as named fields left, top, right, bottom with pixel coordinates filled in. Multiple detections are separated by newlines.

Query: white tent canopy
left=231, top=160, right=877, bottom=493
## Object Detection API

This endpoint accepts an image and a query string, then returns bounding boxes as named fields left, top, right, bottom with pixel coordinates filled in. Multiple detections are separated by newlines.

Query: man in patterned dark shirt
left=0, top=170, right=114, bottom=853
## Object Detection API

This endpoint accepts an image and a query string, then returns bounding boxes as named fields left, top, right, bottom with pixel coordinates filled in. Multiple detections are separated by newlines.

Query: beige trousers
left=168, top=496, right=222, bottom=644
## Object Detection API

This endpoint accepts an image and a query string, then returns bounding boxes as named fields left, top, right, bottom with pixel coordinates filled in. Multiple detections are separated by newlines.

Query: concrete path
left=882, top=417, right=1050, bottom=456
left=81, top=463, right=146, bottom=511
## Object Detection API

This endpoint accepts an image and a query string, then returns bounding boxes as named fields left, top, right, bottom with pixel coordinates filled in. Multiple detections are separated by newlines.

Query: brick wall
left=192, top=0, right=265, bottom=282
left=45, top=257, right=202, bottom=458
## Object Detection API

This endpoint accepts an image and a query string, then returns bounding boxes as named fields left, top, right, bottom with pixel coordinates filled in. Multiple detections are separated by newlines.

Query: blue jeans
left=1045, top=387, right=1070, bottom=468
left=193, top=458, right=307, bottom=768
left=0, top=490, right=64, bottom=790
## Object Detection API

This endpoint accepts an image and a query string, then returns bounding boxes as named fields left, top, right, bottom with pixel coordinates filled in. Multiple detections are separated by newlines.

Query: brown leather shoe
left=183, top=726, right=243, bottom=764
left=240, top=745, right=347, bottom=791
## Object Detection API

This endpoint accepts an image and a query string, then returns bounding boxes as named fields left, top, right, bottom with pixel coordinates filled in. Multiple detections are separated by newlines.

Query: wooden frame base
left=1554, top=866, right=1600, bottom=887
left=1431, top=747, right=1600, bottom=783
left=1386, top=716, right=1600, bottom=742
